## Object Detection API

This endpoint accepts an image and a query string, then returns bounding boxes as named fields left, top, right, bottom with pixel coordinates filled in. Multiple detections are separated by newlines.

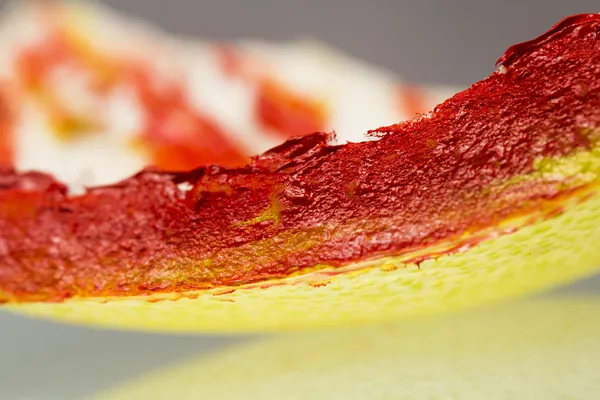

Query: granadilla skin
left=1, top=14, right=600, bottom=303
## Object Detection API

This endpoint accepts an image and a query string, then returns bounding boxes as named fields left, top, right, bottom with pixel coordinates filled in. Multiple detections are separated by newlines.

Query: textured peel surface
left=6, top=167, right=600, bottom=332
left=3, top=13, right=600, bottom=332
left=89, top=296, right=600, bottom=400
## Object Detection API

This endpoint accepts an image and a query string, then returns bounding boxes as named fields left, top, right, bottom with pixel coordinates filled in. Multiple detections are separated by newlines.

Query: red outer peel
left=496, top=13, right=600, bottom=67
left=1, top=14, right=600, bottom=302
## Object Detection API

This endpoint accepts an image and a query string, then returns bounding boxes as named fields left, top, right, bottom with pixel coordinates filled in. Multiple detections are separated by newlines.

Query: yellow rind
left=90, top=296, right=600, bottom=400
left=3, top=148, right=600, bottom=333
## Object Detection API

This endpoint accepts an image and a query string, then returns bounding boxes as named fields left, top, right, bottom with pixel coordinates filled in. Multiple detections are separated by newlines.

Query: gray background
left=1, top=1, right=599, bottom=399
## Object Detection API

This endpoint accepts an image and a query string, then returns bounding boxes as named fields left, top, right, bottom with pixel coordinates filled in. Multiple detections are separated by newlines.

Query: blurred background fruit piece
left=0, top=0, right=458, bottom=192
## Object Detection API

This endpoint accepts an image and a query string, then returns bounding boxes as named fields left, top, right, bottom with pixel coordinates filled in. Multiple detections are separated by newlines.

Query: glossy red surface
left=496, top=13, right=600, bottom=67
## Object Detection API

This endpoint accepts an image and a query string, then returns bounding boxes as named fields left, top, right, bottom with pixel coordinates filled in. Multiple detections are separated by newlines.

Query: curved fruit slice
left=89, top=296, right=600, bottom=400
left=2, top=14, right=600, bottom=332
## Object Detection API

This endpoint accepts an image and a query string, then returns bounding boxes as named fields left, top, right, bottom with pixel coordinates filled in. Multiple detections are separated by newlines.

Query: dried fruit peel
left=3, top=13, right=600, bottom=332
left=89, top=296, right=600, bottom=399
left=5, top=174, right=600, bottom=332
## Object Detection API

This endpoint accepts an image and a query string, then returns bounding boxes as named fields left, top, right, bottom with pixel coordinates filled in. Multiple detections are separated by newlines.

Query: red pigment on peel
left=13, top=17, right=249, bottom=169
left=496, top=13, right=600, bottom=68
left=123, top=64, right=249, bottom=169
left=0, top=88, right=15, bottom=166
left=2, top=14, right=600, bottom=302
left=255, top=79, right=327, bottom=140
left=215, top=45, right=329, bottom=140
left=395, top=84, right=431, bottom=118
left=216, top=44, right=249, bottom=78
